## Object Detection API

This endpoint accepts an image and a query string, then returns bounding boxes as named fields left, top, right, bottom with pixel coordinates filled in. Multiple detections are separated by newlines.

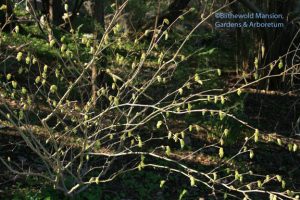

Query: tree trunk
left=238, top=0, right=298, bottom=90
left=94, top=1, right=105, bottom=29
left=84, top=0, right=106, bottom=105
left=143, top=0, right=192, bottom=30
left=230, top=1, right=249, bottom=72
left=84, top=0, right=105, bottom=28
left=160, top=0, right=191, bottom=24
left=48, top=0, right=63, bottom=26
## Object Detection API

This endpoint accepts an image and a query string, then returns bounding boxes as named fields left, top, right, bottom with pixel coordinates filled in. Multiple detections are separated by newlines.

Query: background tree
left=238, top=0, right=299, bottom=89
left=83, top=0, right=106, bottom=105
left=48, top=0, right=63, bottom=25
left=0, top=0, right=14, bottom=31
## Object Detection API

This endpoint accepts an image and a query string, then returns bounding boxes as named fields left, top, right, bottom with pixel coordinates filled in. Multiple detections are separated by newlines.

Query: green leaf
left=173, top=133, right=178, bottom=142
left=49, top=39, right=55, bottom=47
left=224, top=192, right=228, bottom=199
left=254, top=57, right=259, bottom=69
left=188, top=125, right=193, bottom=132
left=61, top=44, right=67, bottom=52
left=277, top=138, right=282, bottom=146
left=32, top=57, right=37, bottom=64
left=264, top=175, right=270, bottom=183
left=282, top=180, right=286, bottom=189
left=249, top=150, right=254, bottom=159
left=25, top=56, right=31, bottom=64
left=50, top=85, right=57, bottom=94
left=187, top=103, right=192, bottom=112
left=213, top=172, right=217, bottom=180
left=179, top=139, right=185, bottom=149
left=21, top=87, right=27, bottom=94
left=179, top=15, right=184, bottom=20
left=165, top=146, right=171, bottom=156
left=19, top=110, right=24, bottom=120
left=237, top=88, right=242, bottom=96
left=157, top=75, right=162, bottom=82
left=288, top=143, right=293, bottom=151
left=224, top=129, right=229, bottom=137
left=278, top=59, right=284, bottom=69
left=214, top=96, right=218, bottom=104
left=235, top=170, right=239, bottom=180
left=0, top=4, right=7, bottom=10
left=180, top=131, right=185, bottom=138
left=219, top=147, right=224, bottom=158
left=217, top=69, right=222, bottom=76
left=254, top=72, right=259, bottom=80
left=179, top=189, right=187, bottom=200
left=156, top=120, right=163, bottom=129
left=178, top=88, right=183, bottom=95
left=219, top=111, right=226, bottom=121
left=160, top=180, right=166, bottom=188
left=270, top=194, right=277, bottom=200
left=60, top=36, right=66, bottom=43
left=138, top=136, right=142, bottom=148
left=113, top=97, right=119, bottom=106
left=163, top=18, right=170, bottom=25
left=254, top=129, right=259, bottom=142
left=163, top=31, right=169, bottom=40
left=141, top=52, right=146, bottom=60
left=35, top=76, right=41, bottom=84
left=276, top=175, right=282, bottom=182
left=239, top=175, right=243, bottom=183
left=6, top=73, right=11, bottom=81
left=167, top=131, right=172, bottom=140
left=44, top=65, right=48, bottom=72
left=12, top=81, right=17, bottom=89
left=221, top=96, right=225, bottom=104
left=64, top=3, right=69, bottom=11
left=220, top=138, right=224, bottom=146
left=15, top=25, right=19, bottom=34
left=16, top=52, right=23, bottom=61
left=189, top=176, right=195, bottom=186
left=207, top=95, right=211, bottom=102
left=293, top=144, right=298, bottom=152
left=257, top=180, right=262, bottom=188
left=194, top=73, right=200, bottom=82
